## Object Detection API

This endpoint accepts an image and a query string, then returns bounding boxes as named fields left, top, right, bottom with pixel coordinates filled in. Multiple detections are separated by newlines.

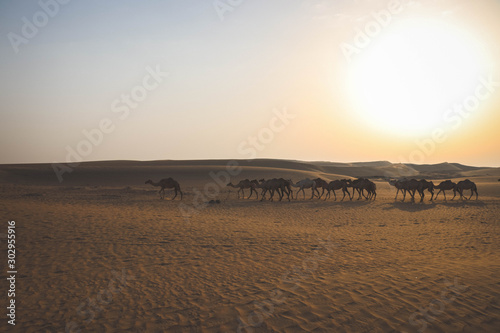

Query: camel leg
left=270, top=189, right=276, bottom=202
left=474, top=189, right=478, bottom=200
left=436, top=190, right=443, bottom=200
left=363, top=189, right=369, bottom=200
left=419, top=191, right=424, bottom=203
left=311, top=187, right=319, bottom=200
left=451, top=190, right=456, bottom=200
left=346, top=188, right=352, bottom=201
left=172, top=189, right=178, bottom=200
left=278, top=188, right=283, bottom=201
left=468, top=189, right=473, bottom=200
left=267, top=189, right=273, bottom=201
left=341, top=189, right=347, bottom=201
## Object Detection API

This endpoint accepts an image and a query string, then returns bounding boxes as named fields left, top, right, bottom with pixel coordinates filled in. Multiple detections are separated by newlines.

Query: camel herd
left=226, top=178, right=372, bottom=201
left=388, top=178, right=478, bottom=202
left=145, top=177, right=479, bottom=202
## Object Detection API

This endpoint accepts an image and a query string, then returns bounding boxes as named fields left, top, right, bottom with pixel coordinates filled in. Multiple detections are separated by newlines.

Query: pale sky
left=1, top=0, right=500, bottom=166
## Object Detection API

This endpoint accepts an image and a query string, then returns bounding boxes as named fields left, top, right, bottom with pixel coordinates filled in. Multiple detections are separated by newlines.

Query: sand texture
left=0, top=159, right=499, bottom=332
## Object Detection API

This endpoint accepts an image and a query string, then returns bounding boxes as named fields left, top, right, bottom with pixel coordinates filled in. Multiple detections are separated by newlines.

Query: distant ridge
left=0, top=159, right=495, bottom=187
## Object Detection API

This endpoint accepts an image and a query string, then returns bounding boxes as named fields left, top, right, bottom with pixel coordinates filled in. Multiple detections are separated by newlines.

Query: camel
left=326, top=180, right=352, bottom=201
left=388, top=178, right=420, bottom=202
left=276, top=178, right=293, bottom=201
left=388, top=179, right=407, bottom=201
left=417, top=179, right=435, bottom=202
left=145, top=178, right=183, bottom=200
left=434, top=180, right=457, bottom=200
left=291, top=178, right=319, bottom=200
left=227, top=179, right=258, bottom=199
left=313, top=178, right=330, bottom=199
left=365, top=179, right=377, bottom=200
left=255, top=179, right=283, bottom=201
left=314, top=178, right=351, bottom=201
left=346, top=178, right=376, bottom=200
left=455, top=179, right=478, bottom=200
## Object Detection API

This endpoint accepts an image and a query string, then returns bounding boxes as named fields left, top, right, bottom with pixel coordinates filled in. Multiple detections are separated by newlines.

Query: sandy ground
left=0, top=160, right=499, bottom=332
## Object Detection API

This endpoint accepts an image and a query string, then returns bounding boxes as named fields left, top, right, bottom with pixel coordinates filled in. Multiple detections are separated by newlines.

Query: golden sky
left=1, top=0, right=499, bottom=166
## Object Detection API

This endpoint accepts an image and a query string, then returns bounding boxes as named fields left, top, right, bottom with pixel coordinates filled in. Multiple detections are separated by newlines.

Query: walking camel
left=256, top=179, right=285, bottom=201
left=455, top=179, right=478, bottom=200
left=227, top=179, right=258, bottom=199
left=145, top=178, right=183, bottom=200
left=434, top=180, right=457, bottom=200
left=291, top=178, right=319, bottom=200
left=417, top=179, right=435, bottom=202
left=326, top=179, right=352, bottom=201
left=388, top=179, right=420, bottom=202
left=388, top=179, right=407, bottom=201
left=276, top=178, right=293, bottom=201
left=347, top=178, right=376, bottom=200
left=314, top=178, right=351, bottom=201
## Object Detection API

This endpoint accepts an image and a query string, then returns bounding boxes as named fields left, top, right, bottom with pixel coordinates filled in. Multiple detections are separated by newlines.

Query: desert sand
left=0, top=159, right=499, bottom=332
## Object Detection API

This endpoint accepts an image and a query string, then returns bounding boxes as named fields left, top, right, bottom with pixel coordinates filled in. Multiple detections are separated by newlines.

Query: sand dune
left=0, top=159, right=495, bottom=187
left=0, top=159, right=499, bottom=332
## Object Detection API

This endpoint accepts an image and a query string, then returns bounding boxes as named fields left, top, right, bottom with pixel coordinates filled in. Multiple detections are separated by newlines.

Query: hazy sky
left=1, top=0, right=500, bottom=166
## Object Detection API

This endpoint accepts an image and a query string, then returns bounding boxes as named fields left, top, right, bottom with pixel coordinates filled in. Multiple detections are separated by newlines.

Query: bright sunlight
left=347, top=19, right=488, bottom=136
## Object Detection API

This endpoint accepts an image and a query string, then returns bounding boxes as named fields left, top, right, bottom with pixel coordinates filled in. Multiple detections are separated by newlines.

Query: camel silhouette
left=456, top=179, right=478, bottom=200
left=145, top=178, right=183, bottom=200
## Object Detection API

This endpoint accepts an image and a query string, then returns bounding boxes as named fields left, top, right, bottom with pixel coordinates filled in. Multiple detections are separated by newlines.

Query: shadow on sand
left=383, top=199, right=486, bottom=212
left=435, top=199, right=487, bottom=208
left=383, top=201, right=437, bottom=212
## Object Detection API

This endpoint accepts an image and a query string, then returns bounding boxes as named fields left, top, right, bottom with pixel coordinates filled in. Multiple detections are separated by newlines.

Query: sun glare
left=347, top=19, right=488, bottom=136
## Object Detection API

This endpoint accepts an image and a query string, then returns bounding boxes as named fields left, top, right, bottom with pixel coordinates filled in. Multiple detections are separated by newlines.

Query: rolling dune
left=0, top=159, right=499, bottom=332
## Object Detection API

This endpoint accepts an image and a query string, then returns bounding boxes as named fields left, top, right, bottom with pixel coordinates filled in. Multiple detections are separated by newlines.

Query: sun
left=346, top=19, right=488, bottom=136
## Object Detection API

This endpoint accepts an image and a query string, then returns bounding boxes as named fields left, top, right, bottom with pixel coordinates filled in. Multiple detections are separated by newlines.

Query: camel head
left=145, top=179, right=153, bottom=185
left=388, top=179, right=397, bottom=186
left=226, top=182, right=233, bottom=186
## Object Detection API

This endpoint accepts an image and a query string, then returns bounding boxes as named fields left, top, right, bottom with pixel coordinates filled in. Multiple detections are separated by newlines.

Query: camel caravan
left=388, top=178, right=478, bottom=202
left=144, top=176, right=478, bottom=202
left=227, top=177, right=377, bottom=202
